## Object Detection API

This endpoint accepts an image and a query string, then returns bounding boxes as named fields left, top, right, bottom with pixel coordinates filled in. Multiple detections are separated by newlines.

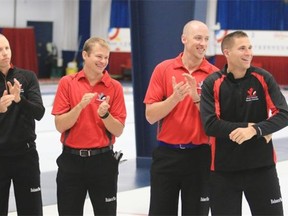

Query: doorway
left=27, top=21, right=53, bottom=78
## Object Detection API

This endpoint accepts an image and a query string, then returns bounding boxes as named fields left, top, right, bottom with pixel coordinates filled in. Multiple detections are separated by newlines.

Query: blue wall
left=129, top=0, right=201, bottom=166
left=217, top=0, right=288, bottom=30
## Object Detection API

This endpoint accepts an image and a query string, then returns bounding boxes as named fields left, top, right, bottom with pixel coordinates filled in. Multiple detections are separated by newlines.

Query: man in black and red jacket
left=200, top=30, right=288, bottom=216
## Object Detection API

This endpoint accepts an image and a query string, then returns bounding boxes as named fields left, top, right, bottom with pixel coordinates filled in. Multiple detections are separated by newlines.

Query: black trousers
left=56, top=150, right=119, bottom=216
left=0, top=148, right=43, bottom=216
left=149, top=145, right=211, bottom=216
left=210, top=165, right=283, bottom=216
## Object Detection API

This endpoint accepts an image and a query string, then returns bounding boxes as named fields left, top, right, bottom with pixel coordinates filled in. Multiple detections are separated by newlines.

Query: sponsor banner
left=215, top=30, right=288, bottom=56
left=108, top=28, right=131, bottom=52
left=106, top=28, right=288, bottom=56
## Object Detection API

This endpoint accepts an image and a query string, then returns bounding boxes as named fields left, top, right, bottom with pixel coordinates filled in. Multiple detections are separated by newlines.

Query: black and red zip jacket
left=200, top=65, right=288, bottom=171
left=0, top=66, right=45, bottom=156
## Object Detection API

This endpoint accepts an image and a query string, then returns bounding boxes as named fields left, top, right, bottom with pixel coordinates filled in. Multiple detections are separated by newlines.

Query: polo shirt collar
left=75, top=70, right=86, bottom=80
left=101, top=70, right=112, bottom=87
left=174, top=52, right=212, bottom=74
left=76, top=69, right=112, bottom=87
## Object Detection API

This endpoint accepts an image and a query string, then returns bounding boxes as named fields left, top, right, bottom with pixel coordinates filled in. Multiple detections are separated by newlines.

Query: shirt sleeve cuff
left=252, top=125, right=262, bottom=137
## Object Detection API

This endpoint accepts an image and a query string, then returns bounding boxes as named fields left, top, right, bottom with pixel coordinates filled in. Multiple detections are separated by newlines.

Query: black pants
left=149, top=145, right=211, bottom=216
left=0, top=149, right=43, bottom=216
left=56, top=150, right=119, bottom=216
left=210, top=165, right=283, bottom=216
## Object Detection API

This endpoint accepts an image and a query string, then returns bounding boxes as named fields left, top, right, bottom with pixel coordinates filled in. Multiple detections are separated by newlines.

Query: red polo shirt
left=52, top=70, right=126, bottom=149
left=144, top=53, right=218, bottom=145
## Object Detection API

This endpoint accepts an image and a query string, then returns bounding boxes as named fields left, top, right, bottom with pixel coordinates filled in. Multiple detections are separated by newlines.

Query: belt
left=63, top=145, right=113, bottom=157
left=158, top=141, right=201, bottom=149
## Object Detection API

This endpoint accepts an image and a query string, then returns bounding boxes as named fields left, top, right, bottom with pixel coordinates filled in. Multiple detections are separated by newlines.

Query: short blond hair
left=82, top=37, right=110, bottom=54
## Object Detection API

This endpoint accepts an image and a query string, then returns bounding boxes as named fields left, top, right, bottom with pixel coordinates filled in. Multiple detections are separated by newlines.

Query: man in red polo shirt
left=144, top=20, right=219, bottom=215
left=52, top=37, right=126, bottom=215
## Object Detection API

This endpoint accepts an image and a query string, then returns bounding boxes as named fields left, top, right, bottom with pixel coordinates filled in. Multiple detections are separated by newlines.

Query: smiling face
left=82, top=37, right=110, bottom=76
left=221, top=31, right=253, bottom=76
left=83, top=43, right=110, bottom=74
left=224, top=37, right=253, bottom=72
left=181, top=21, right=209, bottom=61
left=0, top=34, right=12, bottom=73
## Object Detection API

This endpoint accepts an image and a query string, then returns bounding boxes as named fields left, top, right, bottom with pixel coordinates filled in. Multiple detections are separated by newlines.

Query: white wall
left=0, top=0, right=111, bottom=57
left=91, top=0, right=111, bottom=40
left=1, top=0, right=15, bottom=27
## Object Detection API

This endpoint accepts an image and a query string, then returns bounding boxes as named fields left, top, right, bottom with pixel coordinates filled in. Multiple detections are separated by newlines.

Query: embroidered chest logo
left=197, top=81, right=203, bottom=90
left=246, top=88, right=259, bottom=102
left=96, top=92, right=107, bottom=101
left=196, top=81, right=203, bottom=95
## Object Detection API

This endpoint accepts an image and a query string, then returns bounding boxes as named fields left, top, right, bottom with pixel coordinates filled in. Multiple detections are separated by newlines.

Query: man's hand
left=229, top=126, right=257, bottom=144
left=7, top=78, right=22, bottom=103
left=78, top=93, right=96, bottom=109
left=98, top=96, right=110, bottom=117
left=264, top=134, right=272, bottom=143
left=182, top=73, right=200, bottom=102
left=0, top=90, right=15, bottom=113
left=171, top=76, right=191, bottom=103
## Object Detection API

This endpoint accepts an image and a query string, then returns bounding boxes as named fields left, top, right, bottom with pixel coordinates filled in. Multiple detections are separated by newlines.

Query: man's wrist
left=14, top=96, right=21, bottom=103
left=252, top=125, right=262, bottom=137
left=99, top=112, right=110, bottom=119
left=191, top=94, right=200, bottom=103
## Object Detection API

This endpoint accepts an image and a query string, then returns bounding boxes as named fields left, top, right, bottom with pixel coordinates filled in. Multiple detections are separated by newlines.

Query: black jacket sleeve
left=17, top=71, right=45, bottom=120
left=252, top=72, right=288, bottom=137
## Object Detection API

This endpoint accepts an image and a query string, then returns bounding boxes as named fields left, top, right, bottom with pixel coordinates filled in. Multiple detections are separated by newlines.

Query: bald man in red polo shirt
left=144, top=20, right=219, bottom=216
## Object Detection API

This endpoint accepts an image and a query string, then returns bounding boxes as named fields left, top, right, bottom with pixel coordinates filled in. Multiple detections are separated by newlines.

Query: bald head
left=0, top=33, right=12, bottom=73
left=182, top=20, right=208, bottom=36
left=0, top=34, right=10, bottom=47
left=0, top=34, right=8, bottom=42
